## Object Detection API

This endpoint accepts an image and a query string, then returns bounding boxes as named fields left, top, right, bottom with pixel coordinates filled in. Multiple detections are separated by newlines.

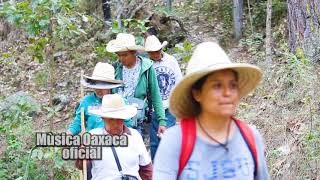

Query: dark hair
left=146, top=27, right=158, bottom=36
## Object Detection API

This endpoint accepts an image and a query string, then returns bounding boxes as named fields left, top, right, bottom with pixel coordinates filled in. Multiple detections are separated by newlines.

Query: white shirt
left=152, top=52, right=183, bottom=109
left=90, top=127, right=151, bottom=180
left=121, top=59, right=141, bottom=98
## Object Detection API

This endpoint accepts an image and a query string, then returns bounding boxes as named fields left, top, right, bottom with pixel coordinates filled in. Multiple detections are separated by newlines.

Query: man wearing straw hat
left=76, top=94, right=152, bottom=180
left=67, top=62, right=133, bottom=135
left=153, top=42, right=270, bottom=179
left=144, top=35, right=183, bottom=160
left=106, top=33, right=167, bottom=140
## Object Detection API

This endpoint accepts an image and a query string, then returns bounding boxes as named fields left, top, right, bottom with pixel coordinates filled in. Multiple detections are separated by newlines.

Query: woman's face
left=94, top=89, right=111, bottom=98
left=192, top=69, right=240, bottom=118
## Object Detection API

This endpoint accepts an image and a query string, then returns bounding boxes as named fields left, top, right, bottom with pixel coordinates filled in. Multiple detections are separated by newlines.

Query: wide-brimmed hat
left=144, top=35, right=168, bottom=52
left=88, top=94, right=137, bottom=119
left=81, top=62, right=123, bottom=89
left=106, top=33, right=145, bottom=53
left=169, top=42, right=263, bottom=119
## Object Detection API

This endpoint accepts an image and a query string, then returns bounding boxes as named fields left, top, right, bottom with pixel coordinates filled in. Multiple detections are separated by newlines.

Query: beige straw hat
left=106, top=33, right=145, bottom=53
left=169, top=42, right=263, bottom=119
left=144, top=35, right=168, bottom=52
left=88, top=94, right=137, bottom=119
left=82, top=62, right=123, bottom=89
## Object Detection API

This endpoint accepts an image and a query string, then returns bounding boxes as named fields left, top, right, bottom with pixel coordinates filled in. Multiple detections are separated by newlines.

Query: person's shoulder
left=83, top=93, right=95, bottom=100
left=128, top=128, right=142, bottom=138
left=139, top=55, right=154, bottom=70
left=89, top=128, right=104, bottom=135
left=246, top=123, right=262, bottom=138
left=162, top=124, right=182, bottom=141
left=79, top=93, right=95, bottom=105
left=242, top=122, right=265, bottom=146
left=163, top=52, right=177, bottom=61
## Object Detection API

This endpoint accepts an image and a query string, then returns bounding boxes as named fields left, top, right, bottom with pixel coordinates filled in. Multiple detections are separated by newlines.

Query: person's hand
left=157, top=125, right=166, bottom=138
left=75, top=159, right=91, bottom=170
left=75, top=159, right=84, bottom=170
left=66, top=130, right=73, bottom=135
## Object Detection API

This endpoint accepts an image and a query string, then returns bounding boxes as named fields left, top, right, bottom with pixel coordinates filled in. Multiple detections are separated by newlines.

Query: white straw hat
left=83, top=62, right=122, bottom=83
left=169, top=42, right=263, bottom=119
left=88, top=94, right=137, bottom=119
left=106, top=33, right=145, bottom=53
left=144, top=35, right=168, bottom=52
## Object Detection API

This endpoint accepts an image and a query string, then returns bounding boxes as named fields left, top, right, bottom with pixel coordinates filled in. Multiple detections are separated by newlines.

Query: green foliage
left=240, top=33, right=264, bottom=56
left=221, top=0, right=233, bottom=34
left=94, top=42, right=109, bottom=59
left=0, top=97, right=77, bottom=179
left=111, top=18, right=149, bottom=43
left=304, top=130, right=320, bottom=161
left=0, top=0, right=86, bottom=62
left=154, top=5, right=174, bottom=17
left=252, top=0, right=287, bottom=28
left=172, top=40, right=193, bottom=62
left=34, top=70, right=49, bottom=88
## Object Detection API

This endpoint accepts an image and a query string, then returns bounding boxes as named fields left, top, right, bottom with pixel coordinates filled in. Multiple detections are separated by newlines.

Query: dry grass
left=231, top=43, right=320, bottom=179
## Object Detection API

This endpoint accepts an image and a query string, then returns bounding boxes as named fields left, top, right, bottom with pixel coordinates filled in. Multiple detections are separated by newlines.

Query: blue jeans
left=150, top=109, right=176, bottom=161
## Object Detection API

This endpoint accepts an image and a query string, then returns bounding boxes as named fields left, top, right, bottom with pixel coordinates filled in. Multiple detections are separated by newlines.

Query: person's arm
left=67, top=101, right=85, bottom=135
left=172, top=57, right=183, bottom=83
left=153, top=126, right=181, bottom=179
left=148, top=66, right=167, bottom=127
left=134, top=130, right=152, bottom=179
left=139, top=163, right=152, bottom=180
left=250, top=126, right=270, bottom=180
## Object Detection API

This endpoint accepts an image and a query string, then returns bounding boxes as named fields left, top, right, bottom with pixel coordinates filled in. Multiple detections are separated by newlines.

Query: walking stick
left=80, top=70, right=87, bottom=180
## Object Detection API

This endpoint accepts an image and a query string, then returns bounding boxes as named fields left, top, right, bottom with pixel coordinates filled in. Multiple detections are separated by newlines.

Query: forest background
left=0, top=0, right=319, bottom=179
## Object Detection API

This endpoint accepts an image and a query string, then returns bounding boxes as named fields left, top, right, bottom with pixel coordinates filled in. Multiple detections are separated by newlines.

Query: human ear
left=191, top=89, right=201, bottom=103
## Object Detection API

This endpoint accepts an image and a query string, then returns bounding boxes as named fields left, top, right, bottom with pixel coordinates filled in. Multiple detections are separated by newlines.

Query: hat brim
left=88, top=105, right=137, bottom=119
left=106, top=40, right=145, bottom=53
left=169, top=63, right=262, bottom=120
left=81, top=80, right=123, bottom=89
left=83, top=75, right=123, bottom=84
left=145, top=41, right=168, bottom=52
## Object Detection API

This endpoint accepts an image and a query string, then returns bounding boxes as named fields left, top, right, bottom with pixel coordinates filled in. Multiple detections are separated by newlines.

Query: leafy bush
left=252, top=0, right=287, bottom=29
left=0, top=96, right=77, bottom=179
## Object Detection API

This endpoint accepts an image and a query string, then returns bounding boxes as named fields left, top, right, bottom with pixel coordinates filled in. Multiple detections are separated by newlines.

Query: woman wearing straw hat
left=153, top=42, right=270, bottom=179
left=86, top=94, right=152, bottom=180
left=144, top=35, right=183, bottom=161
left=67, top=62, right=133, bottom=135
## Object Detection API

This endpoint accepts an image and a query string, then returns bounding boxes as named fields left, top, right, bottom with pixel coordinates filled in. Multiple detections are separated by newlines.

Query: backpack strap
left=233, top=117, right=258, bottom=177
left=178, top=118, right=196, bottom=177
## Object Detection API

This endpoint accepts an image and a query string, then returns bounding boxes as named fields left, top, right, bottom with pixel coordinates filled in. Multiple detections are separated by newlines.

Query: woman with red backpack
left=153, top=42, right=270, bottom=179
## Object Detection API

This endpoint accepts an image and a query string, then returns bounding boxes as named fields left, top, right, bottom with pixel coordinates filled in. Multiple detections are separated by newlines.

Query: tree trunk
left=233, top=0, right=243, bottom=41
left=102, top=0, right=111, bottom=22
left=266, top=0, right=272, bottom=64
left=288, top=0, right=320, bottom=61
left=166, top=0, right=172, bottom=11
left=247, top=0, right=254, bottom=34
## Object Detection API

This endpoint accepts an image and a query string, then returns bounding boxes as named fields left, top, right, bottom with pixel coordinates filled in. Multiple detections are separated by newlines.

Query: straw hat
left=88, top=94, right=137, bottom=119
left=144, top=35, right=168, bottom=52
left=169, top=42, right=263, bottom=119
left=106, top=33, right=144, bottom=53
left=81, top=62, right=123, bottom=89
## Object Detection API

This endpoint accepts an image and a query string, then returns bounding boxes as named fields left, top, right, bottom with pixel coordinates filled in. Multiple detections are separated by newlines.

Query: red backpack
left=178, top=117, right=258, bottom=178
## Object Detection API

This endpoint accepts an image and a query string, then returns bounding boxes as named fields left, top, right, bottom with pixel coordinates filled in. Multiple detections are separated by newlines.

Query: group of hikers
left=66, top=31, right=270, bottom=180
